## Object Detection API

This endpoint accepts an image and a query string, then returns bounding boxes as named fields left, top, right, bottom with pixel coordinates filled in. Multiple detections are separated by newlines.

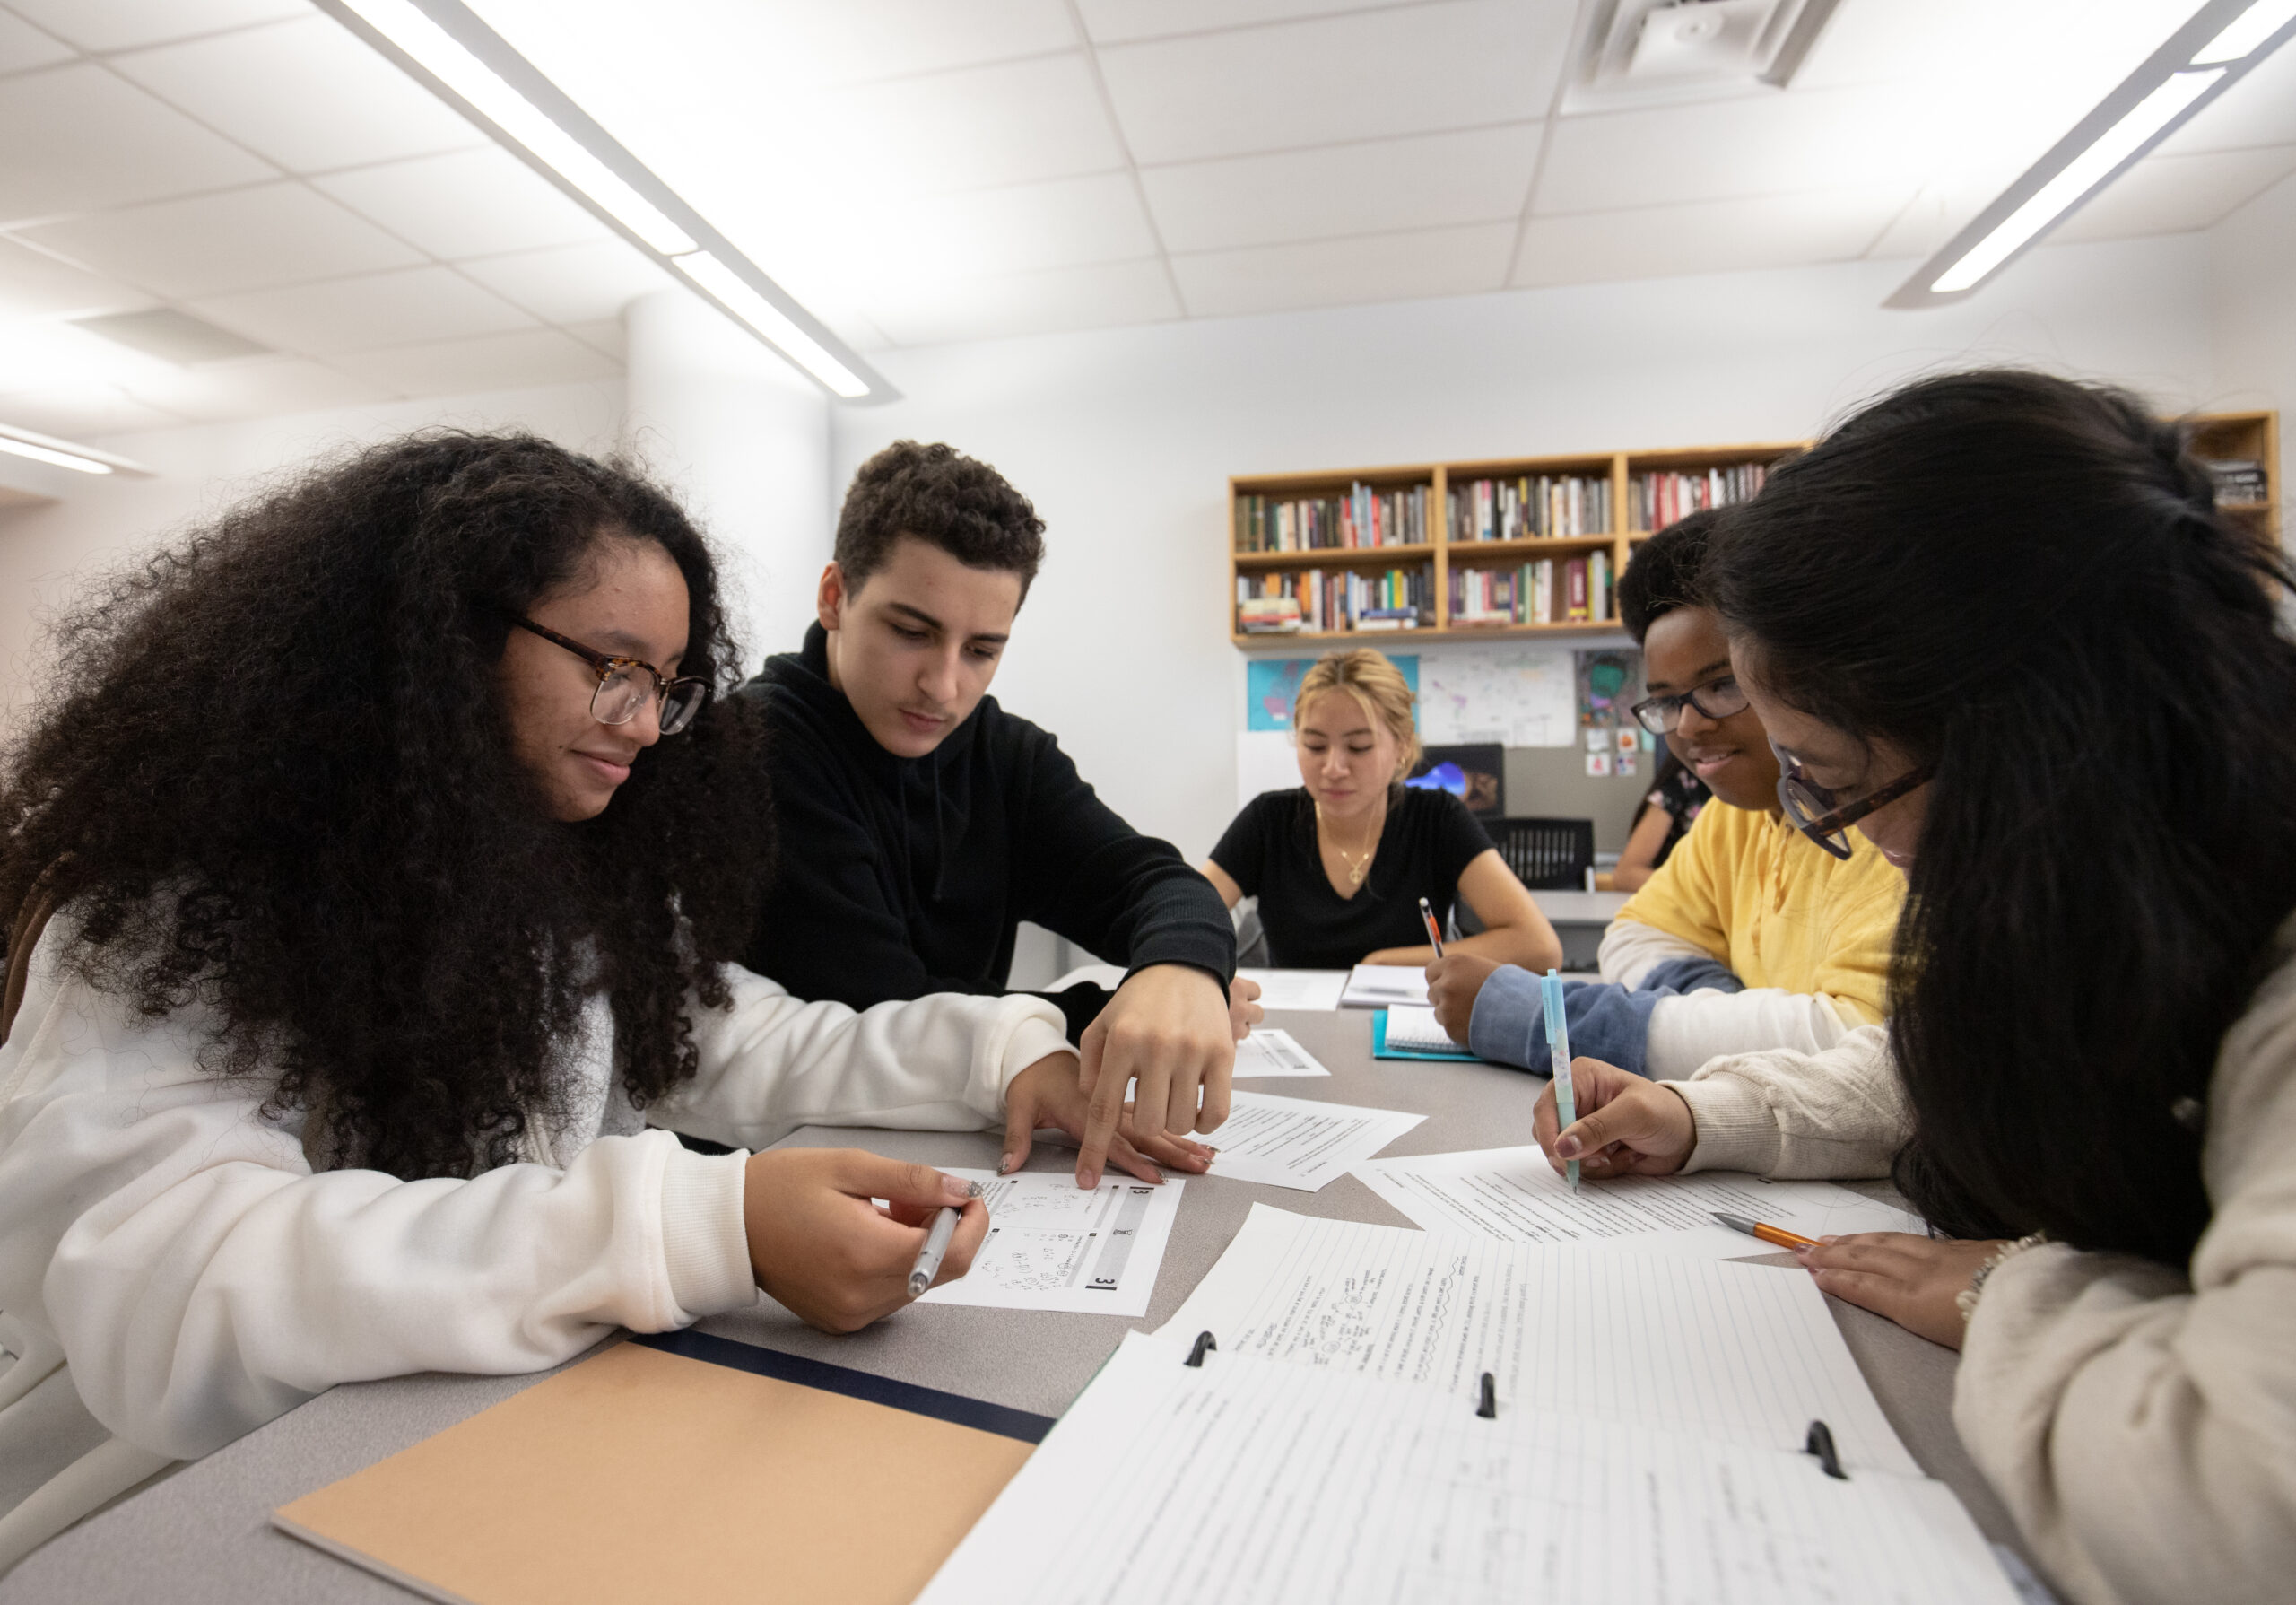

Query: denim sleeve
left=1638, top=955, right=1746, bottom=996
left=1467, top=968, right=1665, bottom=1078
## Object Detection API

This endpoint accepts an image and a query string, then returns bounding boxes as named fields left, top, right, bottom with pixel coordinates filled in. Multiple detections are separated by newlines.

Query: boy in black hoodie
left=739, top=441, right=1249, bottom=1189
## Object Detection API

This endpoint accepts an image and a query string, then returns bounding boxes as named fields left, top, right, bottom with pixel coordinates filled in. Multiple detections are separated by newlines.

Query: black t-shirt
left=1210, top=787, right=1494, bottom=970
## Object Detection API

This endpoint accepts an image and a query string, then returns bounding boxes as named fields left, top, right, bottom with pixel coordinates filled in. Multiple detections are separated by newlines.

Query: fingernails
left=1555, top=1136, right=1582, bottom=1158
left=944, top=1176, right=982, bottom=1200
left=998, top=1153, right=1018, bottom=1175
left=1819, top=1234, right=1839, bottom=1245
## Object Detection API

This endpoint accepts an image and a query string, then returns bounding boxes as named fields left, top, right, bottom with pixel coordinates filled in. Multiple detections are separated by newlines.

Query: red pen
left=1418, top=895, right=1444, bottom=956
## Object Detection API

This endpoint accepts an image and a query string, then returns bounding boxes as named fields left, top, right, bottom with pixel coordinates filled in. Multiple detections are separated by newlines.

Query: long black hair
left=1706, top=369, right=2296, bottom=1265
left=0, top=432, right=775, bottom=1180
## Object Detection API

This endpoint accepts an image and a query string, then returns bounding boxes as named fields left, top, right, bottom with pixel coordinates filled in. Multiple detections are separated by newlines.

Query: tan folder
left=273, top=1331, right=1041, bottom=1605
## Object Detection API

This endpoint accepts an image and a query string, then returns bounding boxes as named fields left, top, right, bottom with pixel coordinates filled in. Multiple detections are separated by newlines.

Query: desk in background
left=0, top=1007, right=2025, bottom=1603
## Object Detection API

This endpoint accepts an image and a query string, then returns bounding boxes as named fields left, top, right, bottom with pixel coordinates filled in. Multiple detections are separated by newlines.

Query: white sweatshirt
left=1667, top=927, right=2296, bottom=1605
left=0, top=914, right=1068, bottom=1467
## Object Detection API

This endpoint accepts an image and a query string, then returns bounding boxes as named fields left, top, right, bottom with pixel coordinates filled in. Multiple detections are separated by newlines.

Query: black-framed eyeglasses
left=1772, top=741, right=1935, bottom=860
left=509, top=615, right=710, bottom=736
left=1630, top=673, right=1750, bottom=735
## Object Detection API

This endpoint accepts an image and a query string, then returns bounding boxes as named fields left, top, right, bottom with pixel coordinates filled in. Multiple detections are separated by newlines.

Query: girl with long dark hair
left=0, top=433, right=1186, bottom=1565
left=1529, top=370, right=2296, bottom=1602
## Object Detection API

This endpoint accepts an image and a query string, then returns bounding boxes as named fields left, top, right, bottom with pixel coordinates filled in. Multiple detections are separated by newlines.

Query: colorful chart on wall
left=1575, top=650, right=1643, bottom=731
left=1247, top=655, right=1419, bottom=731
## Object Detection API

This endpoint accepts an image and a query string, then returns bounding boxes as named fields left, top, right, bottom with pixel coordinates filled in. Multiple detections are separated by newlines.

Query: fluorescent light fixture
left=2194, top=0, right=2296, bottom=62
left=671, top=253, right=872, bottom=400
left=1891, top=0, right=2296, bottom=308
left=337, top=0, right=692, bottom=254
left=318, top=1, right=893, bottom=400
left=0, top=435, right=109, bottom=474
left=0, top=424, right=153, bottom=477
left=1930, top=70, right=2222, bottom=292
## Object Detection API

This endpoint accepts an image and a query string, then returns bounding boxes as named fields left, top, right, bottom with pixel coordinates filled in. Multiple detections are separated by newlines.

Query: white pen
left=909, top=1204, right=962, bottom=1297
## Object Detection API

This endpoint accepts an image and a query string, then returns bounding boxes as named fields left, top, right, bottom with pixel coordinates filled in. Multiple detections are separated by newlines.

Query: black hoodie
left=736, top=624, right=1235, bottom=1042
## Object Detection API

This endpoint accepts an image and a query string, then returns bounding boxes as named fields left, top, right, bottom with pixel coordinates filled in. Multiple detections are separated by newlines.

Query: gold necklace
left=1318, top=798, right=1384, bottom=887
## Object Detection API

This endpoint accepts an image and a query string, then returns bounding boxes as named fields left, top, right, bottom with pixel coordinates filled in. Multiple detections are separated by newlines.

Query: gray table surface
left=1, top=1007, right=2024, bottom=1602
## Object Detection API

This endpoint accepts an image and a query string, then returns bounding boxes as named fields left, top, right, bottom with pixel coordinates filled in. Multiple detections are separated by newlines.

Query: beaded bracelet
left=1957, top=1233, right=2047, bottom=1324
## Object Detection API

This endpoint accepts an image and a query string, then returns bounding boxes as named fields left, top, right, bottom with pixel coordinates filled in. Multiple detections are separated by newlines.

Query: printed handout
left=1231, top=1027, right=1332, bottom=1078
left=915, top=1170, right=1182, bottom=1318
left=1199, top=1093, right=1425, bottom=1191
left=1352, top=1145, right=1926, bottom=1260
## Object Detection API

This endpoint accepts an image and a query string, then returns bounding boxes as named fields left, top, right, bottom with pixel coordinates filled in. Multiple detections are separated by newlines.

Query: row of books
left=2206, top=458, right=2269, bottom=505
left=1628, top=462, right=1769, bottom=531
left=1448, top=473, right=1612, bottom=542
left=1233, top=483, right=1431, bottom=553
left=1236, top=566, right=1432, bottom=632
left=1448, top=552, right=1614, bottom=626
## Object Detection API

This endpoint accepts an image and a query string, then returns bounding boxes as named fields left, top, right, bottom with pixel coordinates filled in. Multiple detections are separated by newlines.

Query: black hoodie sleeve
left=1007, top=729, right=1236, bottom=1000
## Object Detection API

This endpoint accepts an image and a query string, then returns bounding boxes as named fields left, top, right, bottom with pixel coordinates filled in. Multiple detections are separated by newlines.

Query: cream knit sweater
left=1670, top=929, right=2296, bottom=1605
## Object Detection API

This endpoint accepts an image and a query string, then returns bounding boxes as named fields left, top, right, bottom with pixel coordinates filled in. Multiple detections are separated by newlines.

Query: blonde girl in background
left=1201, top=649, right=1560, bottom=972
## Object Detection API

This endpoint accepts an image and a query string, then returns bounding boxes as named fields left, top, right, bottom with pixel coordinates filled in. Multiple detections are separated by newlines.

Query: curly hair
left=0, top=432, right=775, bottom=1180
left=834, top=440, right=1045, bottom=598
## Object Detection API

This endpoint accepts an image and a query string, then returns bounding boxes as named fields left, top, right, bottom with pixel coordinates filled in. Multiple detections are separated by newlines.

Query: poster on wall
left=1416, top=645, right=1573, bottom=747
left=1246, top=655, right=1420, bottom=732
left=1575, top=650, right=1643, bottom=733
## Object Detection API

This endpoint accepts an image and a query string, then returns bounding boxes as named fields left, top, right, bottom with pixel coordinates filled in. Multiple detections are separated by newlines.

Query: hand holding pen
left=1530, top=1056, right=1699, bottom=1182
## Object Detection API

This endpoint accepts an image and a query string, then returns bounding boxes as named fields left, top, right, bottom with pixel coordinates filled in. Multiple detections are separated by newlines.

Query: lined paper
left=918, top=1333, right=2015, bottom=1605
left=1160, top=1204, right=1918, bottom=1475
left=1352, top=1144, right=1927, bottom=1260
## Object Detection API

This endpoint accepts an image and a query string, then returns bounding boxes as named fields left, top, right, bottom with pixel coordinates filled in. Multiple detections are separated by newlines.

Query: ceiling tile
left=865, top=257, right=1179, bottom=346
left=2048, top=145, right=2296, bottom=245
left=1098, top=0, right=1575, bottom=165
left=456, top=240, right=676, bottom=326
left=1536, top=86, right=1930, bottom=214
left=2157, top=42, right=2296, bottom=157
left=328, top=327, right=622, bottom=396
left=20, top=182, right=426, bottom=299
left=5, top=0, right=307, bottom=52
left=830, top=52, right=1126, bottom=195
left=1170, top=220, right=1515, bottom=318
left=109, top=15, right=487, bottom=174
left=0, top=9, right=72, bottom=75
left=115, top=354, right=393, bottom=423
left=1077, top=0, right=1422, bottom=46
left=0, top=63, right=276, bottom=224
left=189, top=266, right=538, bottom=353
left=313, top=147, right=611, bottom=259
left=1513, top=187, right=1909, bottom=289
left=0, top=383, right=187, bottom=437
left=898, top=171, right=1161, bottom=277
left=0, top=235, right=151, bottom=318
left=1144, top=123, right=1542, bottom=253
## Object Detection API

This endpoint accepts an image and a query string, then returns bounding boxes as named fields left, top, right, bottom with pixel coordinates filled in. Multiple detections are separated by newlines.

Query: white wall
left=0, top=379, right=625, bottom=738
left=622, top=291, right=831, bottom=660
left=2207, top=170, right=2296, bottom=536
left=834, top=234, right=2222, bottom=865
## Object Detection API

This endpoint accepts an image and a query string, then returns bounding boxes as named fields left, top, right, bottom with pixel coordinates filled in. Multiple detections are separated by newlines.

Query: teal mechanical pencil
left=1541, top=968, right=1578, bottom=1192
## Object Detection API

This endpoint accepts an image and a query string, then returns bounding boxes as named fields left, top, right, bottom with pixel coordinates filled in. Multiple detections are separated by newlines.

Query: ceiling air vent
left=69, top=309, right=271, bottom=365
left=1570, top=0, right=1840, bottom=109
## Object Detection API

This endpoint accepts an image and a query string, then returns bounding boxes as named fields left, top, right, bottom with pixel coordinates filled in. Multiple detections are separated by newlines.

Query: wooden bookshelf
left=1229, top=412, right=2282, bottom=648
left=1229, top=441, right=1803, bottom=646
